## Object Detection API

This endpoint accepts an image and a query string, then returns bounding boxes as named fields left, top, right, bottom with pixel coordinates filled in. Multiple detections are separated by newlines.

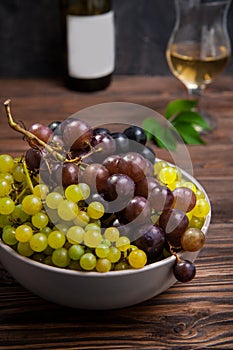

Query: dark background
left=0, top=0, right=232, bottom=77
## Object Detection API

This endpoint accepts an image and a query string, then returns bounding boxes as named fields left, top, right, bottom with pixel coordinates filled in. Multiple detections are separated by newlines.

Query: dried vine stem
left=4, top=99, right=64, bottom=162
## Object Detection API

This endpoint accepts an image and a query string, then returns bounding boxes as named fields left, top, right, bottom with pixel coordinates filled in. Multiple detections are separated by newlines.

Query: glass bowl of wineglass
left=166, top=0, right=232, bottom=131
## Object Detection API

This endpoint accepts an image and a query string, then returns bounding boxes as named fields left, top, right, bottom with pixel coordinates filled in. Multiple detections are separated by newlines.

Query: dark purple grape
left=149, top=185, right=174, bottom=211
left=134, top=224, right=165, bottom=260
left=28, top=123, right=52, bottom=144
left=81, top=163, right=109, bottom=194
left=140, top=146, right=156, bottom=164
left=123, top=196, right=151, bottom=225
left=102, top=155, right=122, bottom=174
left=159, top=209, right=189, bottom=248
left=118, top=152, right=146, bottom=183
left=135, top=177, right=159, bottom=198
left=93, top=127, right=111, bottom=136
left=105, top=174, right=135, bottom=212
left=123, top=126, right=147, bottom=145
left=25, top=148, right=41, bottom=172
left=91, top=133, right=116, bottom=161
left=172, top=187, right=196, bottom=213
left=111, top=132, right=129, bottom=153
left=62, top=118, right=93, bottom=150
left=144, top=159, right=154, bottom=177
left=48, top=121, right=62, bottom=135
left=173, top=258, right=196, bottom=282
left=61, top=162, right=79, bottom=188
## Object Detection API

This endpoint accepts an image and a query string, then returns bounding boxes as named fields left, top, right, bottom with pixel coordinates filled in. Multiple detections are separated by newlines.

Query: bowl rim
left=0, top=163, right=211, bottom=278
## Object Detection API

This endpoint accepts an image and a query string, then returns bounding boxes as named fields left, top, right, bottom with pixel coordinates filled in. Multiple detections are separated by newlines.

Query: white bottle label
left=67, top=11, right=115, bottom=79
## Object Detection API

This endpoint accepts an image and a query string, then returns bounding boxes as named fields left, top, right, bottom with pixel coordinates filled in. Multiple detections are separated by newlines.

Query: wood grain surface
left=0, top=76, right=232, bottom=349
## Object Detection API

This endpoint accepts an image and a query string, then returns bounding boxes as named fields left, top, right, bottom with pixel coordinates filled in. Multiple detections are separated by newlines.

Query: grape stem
left=4, top=100, right=65, bottom=162
left=22, top=160, right=34, bottom=194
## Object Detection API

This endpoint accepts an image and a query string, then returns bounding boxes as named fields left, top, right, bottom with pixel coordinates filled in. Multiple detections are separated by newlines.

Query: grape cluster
left=0, top=115, right=210, bottom=283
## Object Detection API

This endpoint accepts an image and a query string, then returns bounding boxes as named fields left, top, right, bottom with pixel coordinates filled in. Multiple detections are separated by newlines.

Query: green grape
left=11, top=204, right=30, bottom=224
left=33, top=184, right=49, bottom=200
left=0, top=154, right=14, bottom=173
left=181, top=227, right=205, bottom=252
left=153, top=160, right=168, bottom=176
left=65, top=184, right=83, bottom=202
left=45, top=192, right=63, bottom=209
left=48, top=231, right=66, bottom=249
left=43, top=245, right=54, bottom=255
left=101, top=238, right=111, bottom=247
left=87, top=201, right=104, bottom=219
left=68, top=260, right=82, bottom=271
left=116, top=236, right=131, bottom=252
left=84, top=223, right=101, bottom=232
left=2, top=226, right=18, bottom=245
left=43, top=255, right=54, bottom=266
left=52, top=248, right=70, bottom=267
left=15, top=224, right=33, bottom=242
left=0, top=173, right=14, bottom=184
left=192, top=199, right=210, bottom=218
left=104, top=227, right=120, bottom=242
left=57, top=200, right=79, bottom=221
left=12, top=164, right=25, bottom=182
left=65, top=183, right=90, bottom=203
left=0, top=197, right=15, bottom=215
left=73, top=210, right=90, bottom=227
left=96, top=258, right=111, bottom=272
left=54, top=223, right=69, bottom=235
left=32, top=212, right=49, bottom=229
left=189, top=216, right=205, bottom=229
left=196, top=189, right=205, bottom=200
left=107, top=246, right=121, bottom=263
left=128, top=249, right=147, bottom=269
left=115, top=261, right=130, bottom=270
left=68, top=244, right=85, bottom=260
left=95, top=243, right=110, bottom=258
left=22, top=195, right=42, bottom=215
left=32, top=253, right=45, bottom=263
left=78, top=183, right=90, bottom=200
left=17, top=241, right=34, bottom=257
left=83, top=230, right=102, bottom=248
left=30, top=233, right=48, bottom=252
left=183, top=181, right=197, bottom=194
left=158, top=166, right=177, bottom=185
left=0, top=214, right=11, bottom=228
left=80, top=252, right=96, bottom=271
left=0, top=179, right=12, bottom=197
left=66, top=226, right=85, bottom=244
left=40, top=226, right=52, bottom=236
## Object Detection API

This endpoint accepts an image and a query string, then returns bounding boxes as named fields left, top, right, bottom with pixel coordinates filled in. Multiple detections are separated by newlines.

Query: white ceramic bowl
left=0, top=167, right=211, bottom=310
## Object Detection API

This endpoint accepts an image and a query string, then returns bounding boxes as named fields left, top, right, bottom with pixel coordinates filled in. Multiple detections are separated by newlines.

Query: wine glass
left=166, top=0, right=232, bottom=131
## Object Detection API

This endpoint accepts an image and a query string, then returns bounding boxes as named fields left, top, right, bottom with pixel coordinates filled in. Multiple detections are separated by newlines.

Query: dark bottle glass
left=60, top=0, right=115, bottom=92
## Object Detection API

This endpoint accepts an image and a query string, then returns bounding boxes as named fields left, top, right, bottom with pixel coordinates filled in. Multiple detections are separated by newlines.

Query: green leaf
left=172, top=111, right=210, bottom=130
left=165, top=99, right=198, bottom=120
left=174, top=122, right=205, bottom=145
left=142, top=117, right=177, bottom=151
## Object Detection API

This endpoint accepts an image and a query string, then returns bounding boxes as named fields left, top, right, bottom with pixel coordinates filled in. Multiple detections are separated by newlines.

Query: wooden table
left=0, top=76, right=232, bottom=349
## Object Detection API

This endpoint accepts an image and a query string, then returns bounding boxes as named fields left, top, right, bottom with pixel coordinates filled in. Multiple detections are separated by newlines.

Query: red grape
left=81, top=163, right=109, bottom=194
left=28, top=123, right=52, bottom=143
left=134, top=224, right=165, bottom=260
left=173, top=258, right=196, bottom=282
left=159, top=209, right=189, bottom=248
left=172, top=187, right=196, bottom=212
left=62, top=118, right=93, bottom=150
left=123, top=196, right=151, bottom=225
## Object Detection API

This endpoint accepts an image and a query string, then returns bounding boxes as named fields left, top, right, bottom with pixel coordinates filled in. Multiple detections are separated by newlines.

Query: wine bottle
left=61, top=0, right=115, bottom=92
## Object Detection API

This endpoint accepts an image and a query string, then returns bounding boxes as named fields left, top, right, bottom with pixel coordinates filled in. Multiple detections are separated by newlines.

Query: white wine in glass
left=166, top=0, right=232, bottom=131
